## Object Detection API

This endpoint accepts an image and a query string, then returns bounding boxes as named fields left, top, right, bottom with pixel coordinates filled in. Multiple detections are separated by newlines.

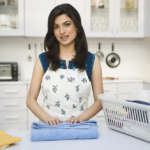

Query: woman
left=26, top=3, right=103, bottom=125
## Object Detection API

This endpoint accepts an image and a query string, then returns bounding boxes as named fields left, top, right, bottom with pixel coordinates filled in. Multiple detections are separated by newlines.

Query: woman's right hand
left=44, top=115, right=62, bottom=125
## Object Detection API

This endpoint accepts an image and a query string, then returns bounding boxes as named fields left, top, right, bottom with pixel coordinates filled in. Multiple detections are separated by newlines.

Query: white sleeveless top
left=39, top=52, right=95, bottom=121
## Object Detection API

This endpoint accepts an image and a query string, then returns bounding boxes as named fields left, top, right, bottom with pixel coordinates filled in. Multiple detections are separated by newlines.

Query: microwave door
left=0, top=64, right=12, bottom=80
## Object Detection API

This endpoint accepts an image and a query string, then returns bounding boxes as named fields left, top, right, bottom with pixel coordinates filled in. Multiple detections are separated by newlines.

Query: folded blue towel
left=30, top=120, right=99, bottom=141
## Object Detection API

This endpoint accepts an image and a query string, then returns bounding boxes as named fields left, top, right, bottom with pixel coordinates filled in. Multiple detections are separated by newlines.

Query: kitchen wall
left=0, top=37, right=150, bottom=81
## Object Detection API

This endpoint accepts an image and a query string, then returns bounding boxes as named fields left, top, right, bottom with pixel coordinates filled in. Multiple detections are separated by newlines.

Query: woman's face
left=53, top=14, right=77, bottom=47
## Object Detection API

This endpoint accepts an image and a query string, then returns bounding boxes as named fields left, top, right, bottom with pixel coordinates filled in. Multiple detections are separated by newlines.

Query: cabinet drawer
left=0, top=84, right=27, bottom=98
left=0, top=98, right=26, bottom=111
left=0, top=123, right=27, bottom=131
left=117, top=82, right=143, bottom=92
left=0, top=110, right=27, bottom=123
left=103, top=83, right=116, bottom=92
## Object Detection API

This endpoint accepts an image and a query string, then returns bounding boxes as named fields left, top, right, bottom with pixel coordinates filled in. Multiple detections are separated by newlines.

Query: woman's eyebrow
left=63, top=20, right=71, bottom=24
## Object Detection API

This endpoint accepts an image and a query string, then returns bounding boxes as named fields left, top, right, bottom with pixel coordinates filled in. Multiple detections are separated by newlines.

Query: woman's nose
left=59, top=26, right=65, bottom=34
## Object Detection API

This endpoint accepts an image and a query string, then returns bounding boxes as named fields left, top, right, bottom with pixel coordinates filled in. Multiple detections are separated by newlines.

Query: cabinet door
left=25, top=0, right=86, bottom=37
left=116, top=81, right=143, bottom=100
left=0, top=0, right=24, bottom=36
left=25, top=0, right=54, bottom=37
left=103, top=82, right=117, bottom=92
left=87, top=0, right=150, bottom=38
left=115, top=0, right=144, bottom=37
left=87, top=0, right=114, bottom=37
left=117, top=81, right=143, bottom=93
left=52, top=0, right=87, bottom=32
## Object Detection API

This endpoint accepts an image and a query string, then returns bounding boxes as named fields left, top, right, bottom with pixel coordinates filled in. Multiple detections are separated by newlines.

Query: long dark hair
left=44, top=3, right=88, bottom=71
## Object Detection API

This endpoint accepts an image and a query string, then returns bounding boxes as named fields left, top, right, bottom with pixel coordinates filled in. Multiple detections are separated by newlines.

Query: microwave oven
left=0, top=62, right=18, bottom=81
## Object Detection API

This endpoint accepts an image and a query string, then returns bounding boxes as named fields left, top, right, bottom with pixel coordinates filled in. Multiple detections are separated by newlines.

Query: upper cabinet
left=86, top=0, right=150, bottom=38
left=0, top=0, right=24, bottom=36
left=1, top=0, right=150, bottom=38
left=86, top=0, right=111, bottom=37
left=25, top=0, right=51, bottom=37
left=25, top=0, right=87, bottom=37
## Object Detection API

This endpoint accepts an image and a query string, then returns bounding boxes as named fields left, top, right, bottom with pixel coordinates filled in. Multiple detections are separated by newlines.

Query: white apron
left=41, top=64, right=92, bottom=121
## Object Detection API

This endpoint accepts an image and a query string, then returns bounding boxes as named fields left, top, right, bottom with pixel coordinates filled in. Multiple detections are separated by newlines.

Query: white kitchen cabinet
left=0, top=82, right=28, bottom=131
left=86, top=0, right=150, bottom=38
left=103, top=82, right=117, bottom=92
left=0, top=0, right=24, bottom=36
left=25, top=0, right=87, bottom=37
left=103, top=80, right=150, bottom=94
left=116, top=81, right=143, bottom=92
left=116, top=80, right=150, bottom=99
left=25, top=0, right=51, bottom=37
left=116, top=81, right=150, bottom=100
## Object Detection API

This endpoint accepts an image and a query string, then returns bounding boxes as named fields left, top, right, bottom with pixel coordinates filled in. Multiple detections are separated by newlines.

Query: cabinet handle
left=4, top=90, right=19, bottom=94
left=5, top=115, right=19, bottom=120
left=5, top=103, right=18, bottom=107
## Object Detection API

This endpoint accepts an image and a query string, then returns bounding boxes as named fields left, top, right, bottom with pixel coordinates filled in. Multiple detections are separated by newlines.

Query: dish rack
left=99, top=92, right=150, bottom=142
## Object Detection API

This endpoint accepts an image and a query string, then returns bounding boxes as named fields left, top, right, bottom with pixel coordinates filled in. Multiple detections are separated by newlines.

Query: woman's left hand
left=66, top=116, right=82, bottom=124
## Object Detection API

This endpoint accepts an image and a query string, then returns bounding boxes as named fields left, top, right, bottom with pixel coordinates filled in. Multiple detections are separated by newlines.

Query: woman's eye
left=65, top=22, right=71, bottom=26
left=54, top=25, right=59, bottom=29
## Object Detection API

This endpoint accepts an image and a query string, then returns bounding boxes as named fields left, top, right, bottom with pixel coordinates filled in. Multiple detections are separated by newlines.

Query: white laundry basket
left=99, top=91, right=150, bottom=142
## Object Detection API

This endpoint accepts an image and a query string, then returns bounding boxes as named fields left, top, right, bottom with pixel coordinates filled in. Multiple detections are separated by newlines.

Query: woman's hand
left=44, top=115, right=62, bottom=125
left=66, top=116, right=82, bottom=124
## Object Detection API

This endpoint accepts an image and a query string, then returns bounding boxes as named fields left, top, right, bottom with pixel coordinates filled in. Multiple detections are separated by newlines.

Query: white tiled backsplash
left=0, top=37, right=150, bottom=81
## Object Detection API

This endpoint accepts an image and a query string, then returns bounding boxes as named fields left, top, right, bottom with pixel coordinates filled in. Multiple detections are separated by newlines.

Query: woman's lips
left=60, top=35, right=69, bottom=41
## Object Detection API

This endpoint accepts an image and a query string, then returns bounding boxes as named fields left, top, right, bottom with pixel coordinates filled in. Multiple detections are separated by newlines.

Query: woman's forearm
left=26, top=97, right=51, bottom=123
left=78, top=100, right=102, bottom=122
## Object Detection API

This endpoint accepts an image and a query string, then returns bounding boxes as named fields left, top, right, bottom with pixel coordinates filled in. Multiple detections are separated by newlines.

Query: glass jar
left=125, top=0, right=135, bottom=9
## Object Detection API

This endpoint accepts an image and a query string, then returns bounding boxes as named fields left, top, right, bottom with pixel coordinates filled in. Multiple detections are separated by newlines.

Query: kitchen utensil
left=34, top=43, right=37, bottom=60
left=27, top=43, right=32, bottom=62
left=95, top=42, right=104, bottom=61
left=106, top=43, right=120, bottom=68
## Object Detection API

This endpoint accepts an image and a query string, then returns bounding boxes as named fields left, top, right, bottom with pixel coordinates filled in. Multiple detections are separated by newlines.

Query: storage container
left=99, top=90, right=150, bottom=142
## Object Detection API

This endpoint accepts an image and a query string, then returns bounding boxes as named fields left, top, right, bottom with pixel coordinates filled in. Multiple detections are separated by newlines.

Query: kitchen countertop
left=5, top=127, right=150, bottom=150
